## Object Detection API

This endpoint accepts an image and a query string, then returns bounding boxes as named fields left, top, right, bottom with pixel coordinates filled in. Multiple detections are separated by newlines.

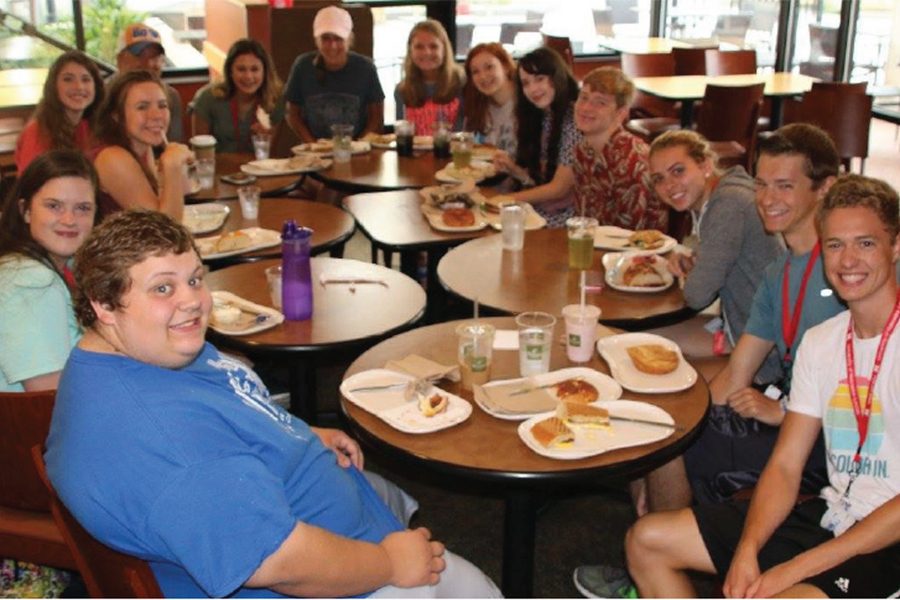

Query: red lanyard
left=781, top=242, right=821, bottom=363
left=844, top=289, right=900, bottom=470
left=230, top=99, right=256, bottom=152
left=62, top=265, right=76, bottom=292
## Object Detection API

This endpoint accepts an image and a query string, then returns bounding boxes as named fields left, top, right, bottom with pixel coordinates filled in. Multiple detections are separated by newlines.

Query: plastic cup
left=567, top=216, right=598, bottom=270
left=433, top=121, right=451, bottom=158
left=451, top=131, right=473, bottom=169
left=252, top=132, right=271, bottom=160
left=197, top=157, right=216, bottom=190
left=237, top=185, right=260, bottom=219
left=456, top=322, right=495, bottom=391
left=265, top=265, right=282, bottom=309
left=331, top=123, right=353, bottom=163
left=190, top=134, right=216, bottom=161
left=395, top=120, right=415, bottom=157
left=500, top=201, right=526, bottom=251
left=515, top=311, right=556, bottom=376
left=562, top=304, right=601, bottom=363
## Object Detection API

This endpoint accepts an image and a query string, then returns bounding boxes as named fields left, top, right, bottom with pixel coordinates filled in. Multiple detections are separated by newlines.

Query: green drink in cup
left=566, top=216, right=598, bottom=270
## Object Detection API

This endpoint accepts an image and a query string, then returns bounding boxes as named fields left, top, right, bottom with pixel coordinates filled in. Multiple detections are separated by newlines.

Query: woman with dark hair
left=92, top=70, right=193, bottom=220
left=285, top=5, right=384, bottom=142
left=0, top=150, right=97, bottom=392
left=394, top=19, right=465, bottom=133
left=14, top=51, right=104, bottom=171
left=191, top=39, right=284, bottom=153
left=494, top=47, right=580, bottom=227
left=463, top=43, right=517, bottom=156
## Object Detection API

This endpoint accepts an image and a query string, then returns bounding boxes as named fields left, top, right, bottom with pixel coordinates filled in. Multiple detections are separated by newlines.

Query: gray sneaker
left=573, top=564, right=637, bottom=598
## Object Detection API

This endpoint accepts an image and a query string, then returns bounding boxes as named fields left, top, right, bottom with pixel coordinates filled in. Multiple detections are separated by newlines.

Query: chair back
left=542, top=34, right=575, bottom=70
left=704, top=49, right=757, bottom=76
left=695, top=82, right=764, bottom=169
left=811, top=81, right=868, bottom=95
left=620, top=52, right=679, bottom=119
left=0, top=390, right=56, bottom=511
left=673, top=47, right=708, bottom=75
left=31, top=446, right=164, bottom=598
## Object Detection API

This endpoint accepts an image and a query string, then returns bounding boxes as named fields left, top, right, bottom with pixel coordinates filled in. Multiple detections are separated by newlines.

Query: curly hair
left=463, top=43, right=517, bottom=135
left=817, top=174, right=900, bottom=241
left=650, top=130, right=721, bottom=172
left=396, top=19, right=464, bottom=107
left=211, top=39, right=283, bottom=114
left=514, top=47, right=578, bottom=185
left=0, top=150, right=98, bottom=277
left=32, top=51, right=105, bottom=152
left=73, top=209, right=198, bottom=328
left=757, top=123, right=839, bottom=190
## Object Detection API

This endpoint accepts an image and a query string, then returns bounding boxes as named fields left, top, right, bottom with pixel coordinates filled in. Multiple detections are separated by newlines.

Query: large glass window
left=367, top=4, right=426, bottom=123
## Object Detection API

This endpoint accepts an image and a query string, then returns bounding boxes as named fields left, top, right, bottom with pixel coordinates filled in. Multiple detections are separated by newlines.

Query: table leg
left=502, top=491, right=538, bottom=598
left=288, top=356, right=318, bottom=424
left=769, top=96, right=785, bottom=130
left=399, top=250, right=418, bottom=280
left=328, top=242, right=346, bottom=258
left=679, top=99, right=695, bottom=128
left=425, top=248, right=448, bottom=322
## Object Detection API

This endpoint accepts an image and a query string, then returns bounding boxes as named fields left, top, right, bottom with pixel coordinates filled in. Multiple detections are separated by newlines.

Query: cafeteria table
left=206, top=258, right=426, bottom=421
left=341, top=316, right=709, bottom=597
left=196, top=197, right=355, bottom=267
left=311, top=146, right=454, bottom=192
left=437, top=228, right=690, bottom=329
left=186, top=152, right=304, bottom=202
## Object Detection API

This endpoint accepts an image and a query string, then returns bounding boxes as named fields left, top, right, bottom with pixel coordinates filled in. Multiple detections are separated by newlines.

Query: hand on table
left=728, top=388, right=785, bottom=426
left=492, top=151, right=527, bottom=182
left=667, top=251, right=696, bottom=278
left=312, top=427, right=364, bottom=469
left=381, top=527, right=446, bottom=588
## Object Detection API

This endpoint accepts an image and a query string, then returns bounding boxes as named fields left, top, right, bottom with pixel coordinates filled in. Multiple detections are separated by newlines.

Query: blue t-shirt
left=46, top=344, right=402, bottom=598
left=284, top=52, right=384, bottom=140
left=744, top=250, right=846, bottom=390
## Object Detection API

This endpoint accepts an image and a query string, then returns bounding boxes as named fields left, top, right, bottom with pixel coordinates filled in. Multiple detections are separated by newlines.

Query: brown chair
left=811, top=81, right=868, bottom=94
left=704, top=49, right=757, bottom=76
left=541, top=34, right=574, bottom=71
left=672, top=47, right=709, bottom=75
left=32, top=446, right=163, bottom=598
left=620, top=52, right=680, bottom=141
left=782, top=88, right=873, bottom=173
left=695, top=82, right=764, bottom=170
left=0, top=390, right=76, bottom=571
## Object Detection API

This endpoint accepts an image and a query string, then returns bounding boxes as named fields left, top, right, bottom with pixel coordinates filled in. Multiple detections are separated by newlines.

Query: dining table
left=194, top=197, right=356, bottom=267
left=205, top=258, right=426, bottom=421
left=633, top=72, right=819, bottom=128
left=186, top=152, right=305, bottom=202
left=437, top=228, right=689, bottom=329
left=341, top=316, right=710, bottom=597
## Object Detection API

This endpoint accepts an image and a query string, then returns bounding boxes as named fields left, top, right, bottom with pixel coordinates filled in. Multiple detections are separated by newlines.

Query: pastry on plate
left=626, top=344, right=679, bottom=375
left=531, top=416, right=574, bottom=448
left=419, top=393, right=448, bottom=417
left=362, top=132, right=395, bottom=145
left=621, top=256, right=667, bottom=287
left=552, top=378, right=599, bottom=404
left=215, top=230, right=253, bottom=252
left=557, top=401, right=610, bottom=426
left=627, top=229, right=666, bottom=250
left=211, top=303, right=242, bottom=326
left=441, top=207, right=476, bottom=227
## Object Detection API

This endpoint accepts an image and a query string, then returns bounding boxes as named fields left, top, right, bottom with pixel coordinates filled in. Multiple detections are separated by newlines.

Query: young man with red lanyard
left=625, top=173, right=900, bottom=598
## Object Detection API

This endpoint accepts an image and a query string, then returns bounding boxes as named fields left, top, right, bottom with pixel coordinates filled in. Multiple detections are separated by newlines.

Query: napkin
left=493, top=330, right=519, bottom=350
left=385, top=354, right=460, bottom=383
left=256, top=106, right=271, bottom=130
left=318, top=272, right=387, bottom=287
left=473, top=380, right=557, bottom=416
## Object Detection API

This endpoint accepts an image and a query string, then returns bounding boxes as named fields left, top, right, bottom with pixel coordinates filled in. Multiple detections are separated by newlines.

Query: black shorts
left=693, top=498, right=900, bottom=597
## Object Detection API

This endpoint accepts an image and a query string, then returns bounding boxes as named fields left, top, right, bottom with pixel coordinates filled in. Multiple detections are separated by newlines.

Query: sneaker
left=573, top=564, right=638, bottom=598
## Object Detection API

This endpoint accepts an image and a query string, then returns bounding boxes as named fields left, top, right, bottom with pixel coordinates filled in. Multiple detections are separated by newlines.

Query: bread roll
left=211, top=304, right=242, bottom=326
left=531, top=417, right=574, bottom=448
left=442, top=208, right=476, bottom=227
left=626, top=344, right=679, bottom=375
left=622, top=257, right=666, bottom=287
left=553, top=378, right=599, bottom=404
left=628, top=229, right=665, bottom=250
left=215, top=230, right=253, bottom=252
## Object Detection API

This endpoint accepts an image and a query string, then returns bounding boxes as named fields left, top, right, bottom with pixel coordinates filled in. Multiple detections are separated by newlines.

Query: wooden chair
left=695, top=82, right=764, bottom=170
left=704, top=49, right=757, bottom=76
left=0, top=390, right=76, bottom=571
left=620, top=52, right=680, bottom=141
left=541, top=34, right=574, bottom=71
left=811, top=81, right=868, bottom=94
left=672, top=47, right=709, bottom=75
left=31, top=446, right=163, bottom=598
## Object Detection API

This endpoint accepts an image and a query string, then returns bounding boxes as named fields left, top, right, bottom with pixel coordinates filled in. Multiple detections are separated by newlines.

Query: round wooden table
left=197, top=198, right=355, bottom=266
left=206, top=258, right=426, bottom=420
left=437, top=228, right=690, bottom=328
left=341, top=316, right=709, bottom=597
left=187, top=152, right=303, bottom=202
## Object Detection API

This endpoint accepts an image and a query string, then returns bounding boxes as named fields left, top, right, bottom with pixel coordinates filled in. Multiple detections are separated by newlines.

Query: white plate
left=483, top=202, right=547, bottom=231
left=291, top=140, right=371, bottom=157
left=602, top=252, right=675, bottom=293
left=435, top=160, right=496, bottom=183
left=340, top=369, right=472, bottom=434
left=518, top=399, right=675, bottom=459
left=597, top=333, right=698, bottom=394
left=472, top=146, right=497, bottom=161
left=183, top=203, right=230, bottom=235
left=195, top=227, right=281, bottom=260
left=593, top=226, right=677, bottom=255
left=475, top=367, right=623, bottom=421
left=419, top=203, right=488, bottom=232
left=241, top=157, right=331, bottom=176
left=208, top=291, right=284, bottom=336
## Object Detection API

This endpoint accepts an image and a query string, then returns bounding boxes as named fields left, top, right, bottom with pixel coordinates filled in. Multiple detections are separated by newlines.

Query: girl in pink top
left=15, top=51, right=104, bottom=172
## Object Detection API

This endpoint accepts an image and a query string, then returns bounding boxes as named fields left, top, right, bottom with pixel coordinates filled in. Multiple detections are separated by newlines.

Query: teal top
left=191, top=84, right=285, bottom=153
left=0, top=255, right=81, bottom=391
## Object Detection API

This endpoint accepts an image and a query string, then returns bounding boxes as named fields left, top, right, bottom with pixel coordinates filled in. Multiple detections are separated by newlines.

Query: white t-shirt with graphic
left=788, top=309, right=900, bottom=536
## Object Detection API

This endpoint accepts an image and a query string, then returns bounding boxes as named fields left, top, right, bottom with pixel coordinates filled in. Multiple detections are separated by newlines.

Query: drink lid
left=281, top=219, right=313, bottom=240
left=190, top=134, right=217, bottom=148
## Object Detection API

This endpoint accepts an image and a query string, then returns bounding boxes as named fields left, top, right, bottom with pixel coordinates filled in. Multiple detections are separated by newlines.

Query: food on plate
left=621, top=256, right=667, bottom=287
left=414, top=135, right=433, bottom=147
left=215, top=230, right=253, bottom=253
left=362, top=132, right=395, bottom=145
left=442, top=207, right=476, bottom=227
left=557, top=401, right=610, bottom=427
left=426, top=180, right=477, bottom=210
left=419, top=393, right=448, bottom=417
left=446, top=163, right=495, bottom=180
left=626, top=344, right=680, bottom=375
left=306, top=139, right=334, bottom=153
left=481, top=194, right=512, bottom=214
left=211, top=303, right=242, bottom=326
left=531, top=417, right=575, bottom=448
left=287, top=154, right=326, bottom=170
left=552, top=378, right=599, bottom=404
left=627, top=229, right=666, bottom=250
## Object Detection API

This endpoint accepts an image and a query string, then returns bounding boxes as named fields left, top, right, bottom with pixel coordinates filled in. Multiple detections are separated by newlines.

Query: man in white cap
left=115, top=22, right=184, bottom=142
left=284, top=5, right=384, bottom=143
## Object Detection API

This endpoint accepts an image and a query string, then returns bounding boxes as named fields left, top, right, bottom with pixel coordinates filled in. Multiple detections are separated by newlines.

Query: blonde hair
left=396, top=19, right=464, bottom=107
left=580, top=67, right=635, bottom=109
left=650, top=130, right=720, bottom=171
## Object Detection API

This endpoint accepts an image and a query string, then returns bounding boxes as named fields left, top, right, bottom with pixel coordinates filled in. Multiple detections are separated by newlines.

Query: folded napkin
left=318, top=271, right=387, bottom=287
left=385, top=354, right=460, bottom=383
left=473, top=380, right=557, bottom=416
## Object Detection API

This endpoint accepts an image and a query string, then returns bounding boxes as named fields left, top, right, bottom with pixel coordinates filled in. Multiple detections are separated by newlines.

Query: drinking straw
left=579, top=270, right=587, bottom=312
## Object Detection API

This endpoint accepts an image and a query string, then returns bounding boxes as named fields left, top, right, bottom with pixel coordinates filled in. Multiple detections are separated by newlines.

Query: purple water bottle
left=281, top=219, right=313, bottom=320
